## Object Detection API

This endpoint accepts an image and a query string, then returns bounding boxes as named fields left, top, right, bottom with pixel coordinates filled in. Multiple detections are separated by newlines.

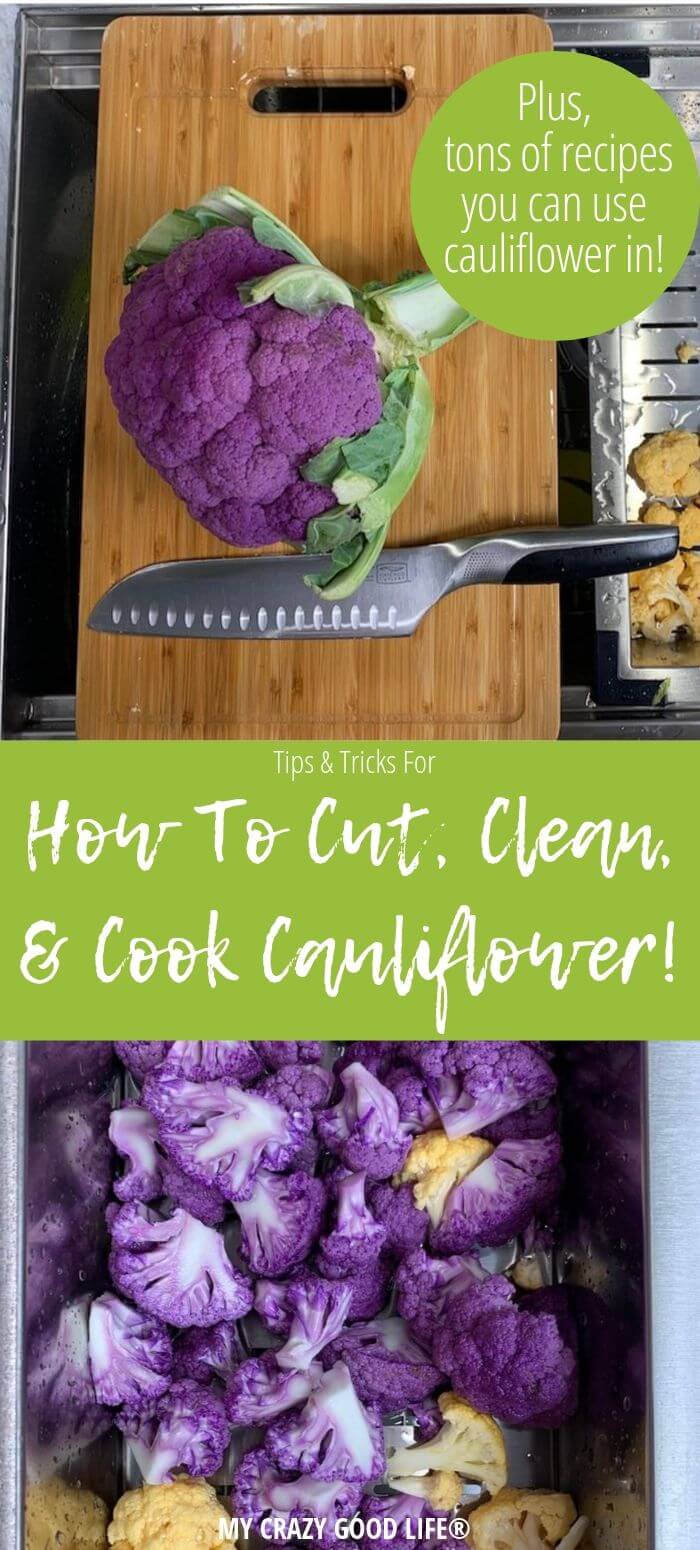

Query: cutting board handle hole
left=249, top=79, right=409, bottom=115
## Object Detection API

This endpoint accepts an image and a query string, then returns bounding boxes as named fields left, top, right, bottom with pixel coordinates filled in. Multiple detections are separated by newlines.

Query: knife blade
left=88, top=523, right=680, bottom=642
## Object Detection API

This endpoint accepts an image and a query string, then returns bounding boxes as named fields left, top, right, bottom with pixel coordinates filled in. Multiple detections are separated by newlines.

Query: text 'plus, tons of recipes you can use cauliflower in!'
left=37, top=1041, right=595, bottom=1550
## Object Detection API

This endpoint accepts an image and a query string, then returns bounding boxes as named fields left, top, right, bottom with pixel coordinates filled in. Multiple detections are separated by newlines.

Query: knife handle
left=449, top=523, right=680, bottom=589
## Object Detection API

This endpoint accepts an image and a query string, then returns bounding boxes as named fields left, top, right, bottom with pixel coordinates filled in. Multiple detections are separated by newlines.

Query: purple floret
left=117, top=1378, right=230, bottom=1484
left=114, top=1041, right=171, bottom=1082
left=384, top=1065, right=439, bottom=1133
left=235, top=1169, right=326, bottom=1276
left=105, top=227, right=383, bottom=549
left=323, top=1317, right=442, bottom=1409
left=159, top=1039, right=264, bottom=1086
left=109, top=1202, right=253, bottom=1328
left=346, top=1252, right=393, bottom=1321
left=88, top=1292, right=172, bottom=1411
left=225, top=1351, right=321, bottom=1426
left=333, top=1043, right=395, bottom=1080
left=367, top=1182, right=427, bottom=1258
left=432, top=1275, right=578, bottom=1427
left=395, top=1249, right=487, bottom=1347
left=316, top=1173, right=386, bottom=1279
left=110, top=1103, right=162, bottom=1203
left=481, top=1097, right=559, bottom=1146
left=159, top=1153, right=227, bottom=1227
left=411, top=1042, right=557, bottom=1141
left=257, top=1063, right=334, bottom=1114
left=143, top=1074, right=310, bottom=1201
left=258, top=1042, right=323, bottom=1070
left=361, top=1494, right=451, bottom=1550
left=233, top=1446, right=363, bottom=1545
left=276, top=1274, right=354, bottom=1371
left=266, top=1361, right=385, bottom=1483
left=429, top=1133, right=563, bottom=1254
left=317, top=1062, right=410, bottom=1181
left=173, top=1321, right=243, bottom=1384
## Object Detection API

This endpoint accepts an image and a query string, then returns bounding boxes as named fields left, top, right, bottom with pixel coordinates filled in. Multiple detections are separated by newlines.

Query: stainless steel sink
left=1, top=1039, right=699, bottom=1548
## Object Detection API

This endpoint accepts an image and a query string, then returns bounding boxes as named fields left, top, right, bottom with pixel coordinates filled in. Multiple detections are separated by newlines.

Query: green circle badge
left=411, top=52, right=700, bottom=341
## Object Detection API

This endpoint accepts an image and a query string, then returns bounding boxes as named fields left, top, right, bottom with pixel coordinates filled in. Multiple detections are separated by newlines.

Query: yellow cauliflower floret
left=396, top=1134, right=493, bottom=1225
left=469, top=1488, right=588, bottom=1550
left=630, top=502, right=700, bottom=642
left=107, top=1480, right=233, bottom=1550
left=25, top=1477, right=109, bottom=1549
left=630, top=430, right=700, bottom=499
left=509, top=1255, right=545, bottom=1291
left=387, top=1391, right=507, bottom=1503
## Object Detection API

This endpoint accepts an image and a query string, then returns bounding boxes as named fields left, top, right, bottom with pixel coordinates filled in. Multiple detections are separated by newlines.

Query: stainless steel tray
left=590, top=39, right=700, bottom=706
left=1, top=1040, right=700, bottom=1549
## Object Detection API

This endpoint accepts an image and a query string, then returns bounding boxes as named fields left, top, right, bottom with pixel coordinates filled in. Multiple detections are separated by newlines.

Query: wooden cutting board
left=77, top=13, right=558, bottom=740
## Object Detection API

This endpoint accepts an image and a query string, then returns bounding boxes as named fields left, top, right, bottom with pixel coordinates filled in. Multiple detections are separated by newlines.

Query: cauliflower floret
left=630, top=430, right=700, bottom=499
left=107, top=1479, right=233, bottom=1550
left=25, top=1476, right=109, bottom=1549
left=468, top=1488, right=588, bottom=1550
left=396, top=1134, right=493, bottom=1226
left=630, top=502, right=700, bottom=642
left=386, top=1391, right=507, bottom=1504
left=509, top=1255, right=546, bottom=1291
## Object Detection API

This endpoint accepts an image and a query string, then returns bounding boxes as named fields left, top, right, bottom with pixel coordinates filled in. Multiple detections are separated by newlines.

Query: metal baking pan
left=1, top=1039, right=699, bottom=1548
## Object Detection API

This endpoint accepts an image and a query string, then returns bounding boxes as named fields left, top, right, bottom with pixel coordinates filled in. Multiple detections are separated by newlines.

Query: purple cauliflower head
left=411, top=1043, right=557, bottom=1141
left=266, top=1361, right=385, bottom=1483
left=117, top=1378, right=230, bottom=1484
left=429, top=1134, right=563, bottom=1255
left=109, top=1103, right=162, bottom=1204
left=317, top=1062, right=411, bottom=1181
left=258, top=1041, right=324, bottom=1070
left=173, top=1321, right=243, bottom=1385
left=233, top=1446, right=363, bottom=1545
left=395, top=1249, right=488, bottom=1347
left=316, top=1172, right=386, bottom=1279
left=105, top=227, right=382, bottom=549
left=333, top=1044, right=395, bottom=1080
left=143, top=1073, right=310, bottom=1201
left=225, top=1351, right=321, bottom=1426
left=432, top=1276, right=578, bottom=1427
left=323, top=1316, right=442, bottom=1409
left=109, top=1202, right=253, bottom=1328
left=159, top=1153, right=227, bottom=1227
left=87, top=1292, right=172, bottom=1411
left=235, top=1168, right=326, bottom=1276
left=367, top=1181, right=428, bottom=1258
left=159, top=1039, right=265, bottom=1086
left=114, top=1041, right=171, bottom=1083
left=275, top=1274, right=354, bottom=1372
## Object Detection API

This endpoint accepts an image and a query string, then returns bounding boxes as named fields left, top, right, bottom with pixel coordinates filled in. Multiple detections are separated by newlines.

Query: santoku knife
left=88, top=522, right=680, bottom=642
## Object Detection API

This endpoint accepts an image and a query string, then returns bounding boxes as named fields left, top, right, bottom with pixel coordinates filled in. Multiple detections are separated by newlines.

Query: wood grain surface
left=77, top=12, right=559, bottom=740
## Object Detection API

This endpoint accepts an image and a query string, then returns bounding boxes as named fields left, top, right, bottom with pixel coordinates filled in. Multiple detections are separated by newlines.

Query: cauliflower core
left=105, top=227, right=383, bottom=549
left=630, top=502, right=700, bottom=642
left=630, top=429, right=700, bottom=499
left=107, top=1478, right=232, bottom=1550
left=468, top=1488, right=586, bottom=1550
